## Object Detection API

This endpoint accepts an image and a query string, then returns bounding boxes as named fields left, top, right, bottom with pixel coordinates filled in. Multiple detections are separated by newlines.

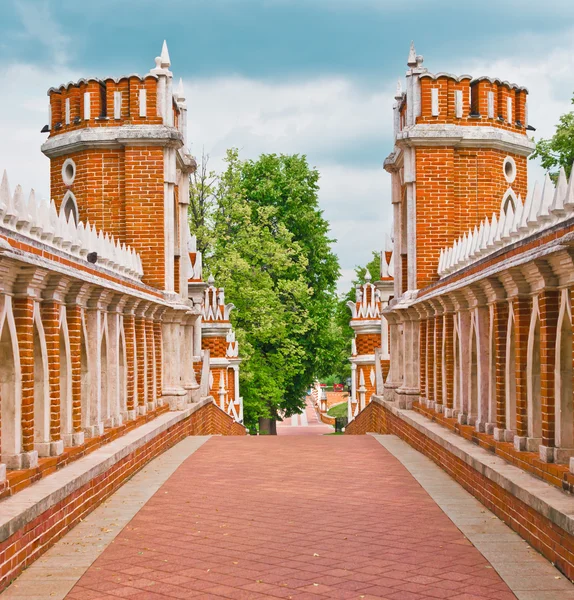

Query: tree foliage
left=531, top=95, right=574, bottom=180
left=189, top=150, right=341, bottom=429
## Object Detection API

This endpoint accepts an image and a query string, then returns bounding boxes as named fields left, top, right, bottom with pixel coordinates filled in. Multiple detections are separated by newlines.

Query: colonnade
left=385, top=252, right=574, bottom=465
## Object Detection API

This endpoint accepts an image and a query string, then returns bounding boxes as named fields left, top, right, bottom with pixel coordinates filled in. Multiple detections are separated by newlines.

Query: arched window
left=502, top=187, right=518, bottom=215
left=60, top=191, right=79, bottom=225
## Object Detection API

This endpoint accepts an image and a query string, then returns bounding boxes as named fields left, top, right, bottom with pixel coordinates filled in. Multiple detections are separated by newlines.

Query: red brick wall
left=346, top=400, right=574, bottom=581
left=124, top=146, right=165, bottom=289
left=415, top=147, right=527, bottom=288
left=13, top=298, right=34, bottom=453
left=0, top=401, right=245, bottom=592
left=50, top=149, right=126, bottom=240
left=202, top=336, right=227, bottom=358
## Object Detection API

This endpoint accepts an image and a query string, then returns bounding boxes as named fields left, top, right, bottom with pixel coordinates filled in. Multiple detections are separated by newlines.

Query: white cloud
left=3, top=25, right=574, bottom=297
left=0, top=63, right=80, bottom=199
left=14, top=0, right=70, bottom=67
left=186, top=75, right=393, bottom=164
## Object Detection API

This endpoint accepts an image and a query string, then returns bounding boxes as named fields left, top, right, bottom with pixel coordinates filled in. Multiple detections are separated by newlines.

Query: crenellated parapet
left=438, top=167, right=574, bottom=277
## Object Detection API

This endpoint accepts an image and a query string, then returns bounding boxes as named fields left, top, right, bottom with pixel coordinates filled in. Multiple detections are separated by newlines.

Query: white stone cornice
left=41, top=125, right=184, bottom=158
left=521, top=258, right=558, bottom=292
left=13, top=266, right=49, bottom=298
left=546, top=248, right=574, bottom=288
left=42, top=274, right=73, bottom=303
left=65, top=282, right=92, bottom=308
left=498, top=267, right=531, bottom=298
left=396, top=124, right=534, bottom=156
left=87, top=287, right=115, bottom=310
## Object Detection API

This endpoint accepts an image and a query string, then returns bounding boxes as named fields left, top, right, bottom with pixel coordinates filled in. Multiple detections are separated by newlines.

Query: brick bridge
left=2, top=397, right=572, bottom=600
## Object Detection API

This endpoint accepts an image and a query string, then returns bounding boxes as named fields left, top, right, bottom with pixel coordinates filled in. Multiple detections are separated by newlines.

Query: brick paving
left=63, top=435, right=517, bottom=599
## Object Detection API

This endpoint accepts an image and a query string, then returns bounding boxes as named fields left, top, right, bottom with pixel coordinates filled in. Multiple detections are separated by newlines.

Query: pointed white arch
left=527, top=296, right=542, bottom=441
left=0, top=296, right=22, bottom=462
left=505, top=303, right=517, bottom=433
left=32, top=303, right=50, bottom=453
left=555, top=289, right=573, bottom=455
left=60, top=191, right=79, bottom=225
left=58, top=305, right=73, bottom=441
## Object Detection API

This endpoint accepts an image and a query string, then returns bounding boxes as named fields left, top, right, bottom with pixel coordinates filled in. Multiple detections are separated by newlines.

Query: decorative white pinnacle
left=177, top=77, right=185, bottom=101
left=437, top=165, right=574, bottom=278
left=160, top=40, right=171, bottom=68
left=0, top=168, right=145, bottom=282
left=407, top=41, right=417, bottom=67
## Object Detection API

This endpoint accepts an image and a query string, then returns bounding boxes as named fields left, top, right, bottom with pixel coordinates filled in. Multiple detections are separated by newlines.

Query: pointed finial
left=207, top=274, right=215, bottom=285
left=407, top=41, right=417, bottom=67
left=177, top=77, right=185, bottom=101
left=364, top=270, right=372, bottom=283
left=395, top=78, right=403, bottom=99
left=0, top=170, right=11, bottom=211
left=160, top=40, right=171, bottom=68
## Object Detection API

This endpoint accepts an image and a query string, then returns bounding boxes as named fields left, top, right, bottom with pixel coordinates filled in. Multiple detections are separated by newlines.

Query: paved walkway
left=4, top=434, right=572, bottom=600
left=276, top=397, right=333, bottom=435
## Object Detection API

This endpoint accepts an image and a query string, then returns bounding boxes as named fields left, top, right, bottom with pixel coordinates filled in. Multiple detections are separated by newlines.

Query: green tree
left=188, top=150, right=218, bottom=255
left=200, top=150, right=341, bottom=429
left=531, top=95, right=574, bottom=180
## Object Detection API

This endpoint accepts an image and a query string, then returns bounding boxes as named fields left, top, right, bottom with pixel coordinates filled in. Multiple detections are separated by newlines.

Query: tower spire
left=407, top=41, right=417, bottom=67
left=160, top=40, right=171, bottom=69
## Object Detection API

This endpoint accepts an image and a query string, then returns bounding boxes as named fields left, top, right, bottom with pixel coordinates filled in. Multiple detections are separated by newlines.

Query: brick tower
left=384, top=42, right=534, bottom=297
left=201, top=277, right=243, bottom=422
left=348, top=272, right=383, bottom=420
left=41, top=41, right=196, bottom=295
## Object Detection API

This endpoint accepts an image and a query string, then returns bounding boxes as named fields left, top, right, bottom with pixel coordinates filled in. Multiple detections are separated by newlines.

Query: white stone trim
left=503, top=155, right=517, bottom=184
left=114, top=91, right=122, bottom=120
left=431, top=88, right=439, bottom=116
left=487, top=91, right=494, bottom=119
left=83, top=92, right=91, bottom=121
left=455, top=90, right=463, bottom=118
left=139, top=88, right=147, bottom=117
left=397, top=124, right=534, bottom=156
left=41, top=125, right=184, bottom=158
left=61, top=158, right=76, bottom=186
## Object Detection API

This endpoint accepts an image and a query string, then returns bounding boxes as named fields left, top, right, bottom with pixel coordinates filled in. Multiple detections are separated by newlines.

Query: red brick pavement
left=65, top=436, right=516, bottom=600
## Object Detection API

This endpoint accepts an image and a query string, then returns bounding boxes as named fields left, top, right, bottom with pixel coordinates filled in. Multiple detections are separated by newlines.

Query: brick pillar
left=444, top=313, right=454, bottom=411
left=145, top=318, right=155, bottom=410
left=493, top=301, right=509, bottom=441
left=419, top=319, right=427, bottom=399
left=435, top=314, right=444, bottom=409
left=123, top=313, right=136, bottom=420
left=539, top=290, right=560, bottom=457
left=41, top=301, right=62, bottom=449
left=514, top=296, right=530, bottom=438
left=66, top=305, right=84, bottom=441
left=12, top=297, right=38, bottom=468
left=427, top=316, right=435, bottom=404
left=153, top=321, right=163, bottom=402
left=135, top=315, right=147, bottom=414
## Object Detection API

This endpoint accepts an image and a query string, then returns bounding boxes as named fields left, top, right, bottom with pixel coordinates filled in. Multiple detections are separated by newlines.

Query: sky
left=1, top=0, right=574, bottom=292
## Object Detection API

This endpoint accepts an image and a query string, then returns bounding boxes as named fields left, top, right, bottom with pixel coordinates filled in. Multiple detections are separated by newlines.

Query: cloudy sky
left=1, top=0, right=574, bottom=292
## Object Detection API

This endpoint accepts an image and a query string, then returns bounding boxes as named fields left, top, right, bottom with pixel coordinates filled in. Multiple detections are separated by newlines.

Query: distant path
left=277, top=396, right=334, bottom=435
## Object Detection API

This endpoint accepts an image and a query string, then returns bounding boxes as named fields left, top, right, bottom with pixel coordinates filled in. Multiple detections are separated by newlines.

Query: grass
left=327, top=401, right=348, bottom=419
